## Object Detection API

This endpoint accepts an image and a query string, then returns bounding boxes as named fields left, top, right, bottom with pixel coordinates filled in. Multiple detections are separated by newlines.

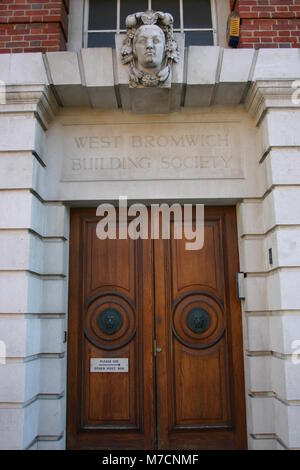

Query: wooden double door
left=67, top=206, right=247, bottom=450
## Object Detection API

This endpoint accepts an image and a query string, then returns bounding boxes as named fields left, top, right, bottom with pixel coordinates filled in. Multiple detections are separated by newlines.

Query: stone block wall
left=0, top=55, right=69, bottom=448
left=238, top=81, right=300, bottom=449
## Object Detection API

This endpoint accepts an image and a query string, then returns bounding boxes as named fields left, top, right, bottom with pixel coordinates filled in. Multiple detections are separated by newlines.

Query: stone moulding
left=245, top=80, right=299, bottom=125
left=0, top=84, right=59, bottom=130
left=0, top=48, right=299, bottom=116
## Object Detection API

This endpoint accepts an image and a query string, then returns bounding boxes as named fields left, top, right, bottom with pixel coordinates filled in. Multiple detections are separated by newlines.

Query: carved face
left=133, top=25, right=165, bottom=71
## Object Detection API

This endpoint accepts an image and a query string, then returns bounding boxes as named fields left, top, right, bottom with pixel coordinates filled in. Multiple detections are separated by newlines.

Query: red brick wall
left=0, top=0, right=69, bottom=53
left=231, top=0, right=300, bottom=48
left=1, top=1, right=300, bottom=53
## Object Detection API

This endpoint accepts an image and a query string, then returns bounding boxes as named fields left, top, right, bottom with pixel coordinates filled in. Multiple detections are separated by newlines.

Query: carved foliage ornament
left=121, top=10, right=179, bottom=88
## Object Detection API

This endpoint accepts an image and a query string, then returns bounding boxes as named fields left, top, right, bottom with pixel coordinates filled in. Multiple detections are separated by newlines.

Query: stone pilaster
left=238, top=80, right=300, bottom=449
left=0, top=63, right=68, bottom=449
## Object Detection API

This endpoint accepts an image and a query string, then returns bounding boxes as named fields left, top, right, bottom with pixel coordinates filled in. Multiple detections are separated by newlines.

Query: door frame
left=65, top=204, right=248, bottom=450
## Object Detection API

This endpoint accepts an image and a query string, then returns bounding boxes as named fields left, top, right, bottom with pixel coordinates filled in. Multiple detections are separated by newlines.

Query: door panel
left=154, top=207, right=246, bottom=449
left=171, top=220, right=223, bottom=296
left=67, top=210, right=156, bottom=449
left=67, top=206, right=247, bottom=450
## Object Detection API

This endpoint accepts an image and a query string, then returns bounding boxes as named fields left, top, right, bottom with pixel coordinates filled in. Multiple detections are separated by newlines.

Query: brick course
left=0, top=0, right=69, bottom=53
left=1, top=1, right=300, bottom=52
left=230, top=0, right=300, bottom=48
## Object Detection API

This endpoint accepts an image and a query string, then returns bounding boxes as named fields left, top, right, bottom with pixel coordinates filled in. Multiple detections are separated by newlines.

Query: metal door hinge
left=237, top=272, right=246, bottom=300
left=63, top=331, right=68, bottom=343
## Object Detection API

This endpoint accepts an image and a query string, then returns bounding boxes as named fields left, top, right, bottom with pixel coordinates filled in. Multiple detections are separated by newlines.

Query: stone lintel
left=0, top=48, right=299, bottom=121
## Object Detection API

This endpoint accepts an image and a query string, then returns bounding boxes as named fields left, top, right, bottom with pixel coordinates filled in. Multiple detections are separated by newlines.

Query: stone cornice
left=0, top=48, right=299, bottom=119
left=1, top=79, right=299, bottom=129
left=245, top=80, right=300, bottom=126
left=0, top=85, right=59, bottom=130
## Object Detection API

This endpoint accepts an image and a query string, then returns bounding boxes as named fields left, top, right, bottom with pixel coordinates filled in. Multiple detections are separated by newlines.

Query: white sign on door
left=90, top=358, right=128, bottom=373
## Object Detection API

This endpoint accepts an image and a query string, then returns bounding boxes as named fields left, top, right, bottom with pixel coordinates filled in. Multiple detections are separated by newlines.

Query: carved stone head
left=121, top=10, right=179, bottom=88
left=133, top=24, right=165, bottom=73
